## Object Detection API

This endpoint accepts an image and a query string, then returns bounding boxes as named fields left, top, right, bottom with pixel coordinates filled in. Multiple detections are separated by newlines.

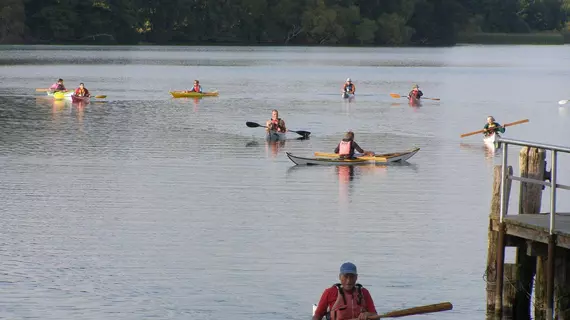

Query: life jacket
left=338, top=140, right=351, bottom=156
left=411, top=89, right=419, bottom=98
left=193, top=84, right=202, bottom=92
left=270, top=118, right=285, bottom=132
left=344, top=84, right=354, bottom=93
left=329, top=283, right=366, bottom=320
left=76, top=88, right=87, bottom=96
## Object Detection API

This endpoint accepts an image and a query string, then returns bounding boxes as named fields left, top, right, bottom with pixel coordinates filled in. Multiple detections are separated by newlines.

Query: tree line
left=1, top=0, right=569, bottom=46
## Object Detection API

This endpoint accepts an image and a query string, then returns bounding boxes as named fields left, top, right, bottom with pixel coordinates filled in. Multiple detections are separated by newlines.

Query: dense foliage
left=0, top=0, right=569, bottom=45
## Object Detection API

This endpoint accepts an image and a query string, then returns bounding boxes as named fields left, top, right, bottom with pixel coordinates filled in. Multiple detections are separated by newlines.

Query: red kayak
left=71, top=95, right=90, bottom=104
left=409, top=95, right=421, bottom=106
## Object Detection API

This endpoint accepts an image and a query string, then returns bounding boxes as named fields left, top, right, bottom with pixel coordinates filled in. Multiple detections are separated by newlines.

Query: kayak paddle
left=367, top=301, right=453, bottom=319
left=245, top=121, right=311, bottom=138
left=558, top=99, right=569, bottom=105
left=389, top=93, right=440, bottom=101
left=460, top=119, right=529, bottom=138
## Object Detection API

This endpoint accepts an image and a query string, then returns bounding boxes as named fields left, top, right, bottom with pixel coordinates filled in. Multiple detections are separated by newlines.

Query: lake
left=1, top=44, right=570, bottom=319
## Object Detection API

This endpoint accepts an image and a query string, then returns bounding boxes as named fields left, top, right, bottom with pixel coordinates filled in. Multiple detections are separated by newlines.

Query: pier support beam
left=516, top=147, right=546, bottom=318
left=486, top=165, right=513, bottom=315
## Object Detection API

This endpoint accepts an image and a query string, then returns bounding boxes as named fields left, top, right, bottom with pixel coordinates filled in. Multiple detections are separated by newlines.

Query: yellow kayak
left=313, top=147, right=421, bottom=162
left=169, top=90, right=219, bottom=98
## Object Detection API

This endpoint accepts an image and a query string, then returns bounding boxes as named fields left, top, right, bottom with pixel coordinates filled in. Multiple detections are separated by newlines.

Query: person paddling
left=408, top=84, right=423, bottom=100
left=49, top=79, right=66, bottom=92
left=342, top=78, right=355, bottom=97
left=190, top=80, right=203, bottom=93
left=483, top=116, right=505, bottom=137
left=312, top=262, right=378, bottom=320
left=334, top=131, right=374, bottom=159
left=265, top=109, right=286, bottom=133
left=74, top=83, right=90, bottom=97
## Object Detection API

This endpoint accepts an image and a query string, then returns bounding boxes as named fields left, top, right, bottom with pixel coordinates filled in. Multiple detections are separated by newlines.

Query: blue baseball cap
left=340, top=262, right=357, bottom=275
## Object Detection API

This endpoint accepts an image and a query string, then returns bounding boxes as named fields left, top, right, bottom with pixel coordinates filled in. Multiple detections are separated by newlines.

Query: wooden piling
left=486, top=165, right=513, bottom=315
left=515, top=147, right=546, bottom=318
left=555, top=249, right=570, bottom=319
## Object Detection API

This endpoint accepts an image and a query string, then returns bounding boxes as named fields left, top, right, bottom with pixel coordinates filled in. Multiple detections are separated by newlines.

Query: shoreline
left=2, top=32, right=569, bottom=47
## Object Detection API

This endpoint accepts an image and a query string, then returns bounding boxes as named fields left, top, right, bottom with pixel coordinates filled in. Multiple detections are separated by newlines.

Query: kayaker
left=265, top=109, right=287, bottom=133
left=483, top=116, right=505, bottom=136
left=312, top=262, right=377, bottom=320
left=408, top=84, right=423, bottom=100
left=334, top=131, right=374, bottom=159
left=74, top=83, right=91, bottom=97
left=342, top=78, right=355, bottom=95
left=189, top=80, right=203, bottom=93
left=49, top=79, right=66, bottom=92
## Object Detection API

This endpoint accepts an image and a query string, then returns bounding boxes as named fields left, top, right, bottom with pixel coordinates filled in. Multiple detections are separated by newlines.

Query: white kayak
left=484, top=133, right=500, bottom=148
left=266, top=131, right=287, bottom=141
left=286, top=147, right=420, bottom=166
left=342, top=92, right=355, bottom=99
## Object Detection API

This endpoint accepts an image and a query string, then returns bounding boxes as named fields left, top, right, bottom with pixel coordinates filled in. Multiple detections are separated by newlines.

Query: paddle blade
left=36, top=88, right=49, bottom=92
left=558, top=100, right=568, bottom=105
left=246, top=121, right=262, bottom=128
left=372, top=302, right=453, bottom=319
left=292, top=130, right=311, bottom=137
left=425, top=97, right=440, bottom=101
left=389, top=93, right=402, bottom=99
left=94, top=95, right=107, bottom=99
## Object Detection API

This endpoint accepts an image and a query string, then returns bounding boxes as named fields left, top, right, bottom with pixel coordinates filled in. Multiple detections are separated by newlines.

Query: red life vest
left=193, top=84, right=201, bottom=92
left=330, top=284, right=366, bottom=320
left=270, top=119, right=284, bottom=132
left=338, top=140, right=351, bottom=156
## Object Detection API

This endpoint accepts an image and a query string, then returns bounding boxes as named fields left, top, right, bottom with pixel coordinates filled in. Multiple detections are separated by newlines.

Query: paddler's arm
left=312, top=289, right=330, bottom=320
left=360, top=289, right=378, bottom=319
left=353, top=142, right=374, bottom=156
left=334, top=144, right=340, bottom=154
left=353, top=141, right=365, bottom=154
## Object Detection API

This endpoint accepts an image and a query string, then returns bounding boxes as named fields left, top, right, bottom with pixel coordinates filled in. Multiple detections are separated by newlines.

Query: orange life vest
left=338, top=140, right=351, bottom=156
left=330, top=284, right=366, bottom=320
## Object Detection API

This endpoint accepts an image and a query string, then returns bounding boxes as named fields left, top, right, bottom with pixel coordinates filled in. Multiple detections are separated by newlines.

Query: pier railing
left=497, top=138, right=570, bottom=234
left=494, top=137, right=570, bottom=320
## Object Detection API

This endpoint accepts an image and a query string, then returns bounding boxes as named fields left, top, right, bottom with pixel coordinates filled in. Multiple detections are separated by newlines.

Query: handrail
left=496, top=138, right=570, bottom=235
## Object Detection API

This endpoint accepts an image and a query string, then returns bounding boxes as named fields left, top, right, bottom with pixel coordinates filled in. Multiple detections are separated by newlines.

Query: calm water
left=1, top=45, right=570, bottom=319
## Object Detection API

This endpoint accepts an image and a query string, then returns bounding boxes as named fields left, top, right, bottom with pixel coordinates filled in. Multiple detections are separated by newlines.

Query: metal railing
left=497, top=138, right=570, bottom=234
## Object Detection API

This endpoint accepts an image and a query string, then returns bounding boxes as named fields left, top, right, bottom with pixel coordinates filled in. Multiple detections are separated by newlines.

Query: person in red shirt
left=313, top=262, right=378, bottom=320
left=74, top=83, right=90, bottom=97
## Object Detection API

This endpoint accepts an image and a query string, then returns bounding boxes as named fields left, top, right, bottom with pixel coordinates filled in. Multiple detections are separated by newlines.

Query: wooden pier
left=486, top=138, right=570, bottom=320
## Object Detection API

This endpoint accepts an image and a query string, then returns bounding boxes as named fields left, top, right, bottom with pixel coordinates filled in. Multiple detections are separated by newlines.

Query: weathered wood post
left=554, top=249, right=570, bottom=319
left=515, top=147, right=546, bottom=319
left=486, top=165, right=513, bottom=315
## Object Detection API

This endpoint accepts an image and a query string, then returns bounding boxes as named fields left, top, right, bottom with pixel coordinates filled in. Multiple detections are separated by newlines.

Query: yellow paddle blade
left=36, top=88, right=49, bottom=92
left=94, top=95, right=106, bottom=99
left=390, top=93, right=402, bottom=99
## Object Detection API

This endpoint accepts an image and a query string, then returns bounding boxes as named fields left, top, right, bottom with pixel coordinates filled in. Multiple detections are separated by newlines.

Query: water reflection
left=459, top=142, right=499, bottom=160
left=265, top=140, right=286, bottom=158
left=172, top=97, right=202, bottom=112
left=559, top=106, right=567, bottom=117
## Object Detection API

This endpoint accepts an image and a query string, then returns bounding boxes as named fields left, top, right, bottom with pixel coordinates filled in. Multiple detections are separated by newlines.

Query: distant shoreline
left=3, top=32, right=570, bottom=47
